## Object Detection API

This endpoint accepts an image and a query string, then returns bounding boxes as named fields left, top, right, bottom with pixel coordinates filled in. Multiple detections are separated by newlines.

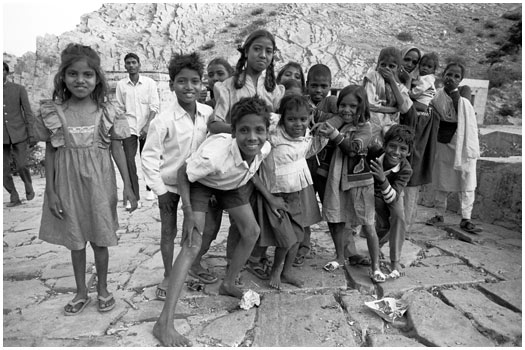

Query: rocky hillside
left=3, top=3, right=521, bottom=123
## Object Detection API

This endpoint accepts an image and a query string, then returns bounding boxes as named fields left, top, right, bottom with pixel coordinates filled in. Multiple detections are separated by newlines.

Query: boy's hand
left=181, top=207, right=199, bottom=248
left=370, top=157, right=386, bottom=183
left=267, top=194, right=288, bottom=219
left=123, top=187, right=138, bottom=212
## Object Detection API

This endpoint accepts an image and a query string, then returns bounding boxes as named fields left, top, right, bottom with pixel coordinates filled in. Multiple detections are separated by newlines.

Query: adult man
left=116, top=53, right=160, bottom=207
left=3, top=62, right=35, bottom=207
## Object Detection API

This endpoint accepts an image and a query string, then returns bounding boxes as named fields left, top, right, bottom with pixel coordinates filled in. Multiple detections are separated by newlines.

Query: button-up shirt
left=3, top=80, right=34, bottom=144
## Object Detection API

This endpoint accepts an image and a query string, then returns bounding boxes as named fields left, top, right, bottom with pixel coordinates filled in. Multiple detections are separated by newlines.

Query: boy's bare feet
left=153, top=318, right=192, bottom=347
left=218, top=282, right=243, bottom=298
left=281, top=273, right=304, bottom=288
left=269, top=274, right=282, bottom=290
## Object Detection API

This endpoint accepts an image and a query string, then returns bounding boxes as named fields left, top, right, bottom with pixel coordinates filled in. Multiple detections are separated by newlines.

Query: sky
left=2, top=1, right=105, bottom=56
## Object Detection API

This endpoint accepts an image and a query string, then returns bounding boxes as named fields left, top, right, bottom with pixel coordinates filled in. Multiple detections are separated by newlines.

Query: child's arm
left=44, top=142, right=64, bottom=220
left=370, top=158, right=412, bottom=204
left=177, top=163, right=198, bottom=247
left=111, top=140, right=138, bottom=212
left=207, top=118, right=232, bottom=134
left=379, top=67, right=412, bottom=114
left=207, top=83, right=233, bottom=134
left=251, top=173, right=287, bottom=218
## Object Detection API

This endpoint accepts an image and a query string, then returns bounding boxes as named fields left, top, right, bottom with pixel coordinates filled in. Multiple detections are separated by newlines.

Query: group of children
left=31, top=27, right=480, bottom=347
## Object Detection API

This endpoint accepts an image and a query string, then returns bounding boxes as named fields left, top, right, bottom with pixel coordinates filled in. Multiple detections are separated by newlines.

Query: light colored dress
left=35, top=101, right=130, bottom=250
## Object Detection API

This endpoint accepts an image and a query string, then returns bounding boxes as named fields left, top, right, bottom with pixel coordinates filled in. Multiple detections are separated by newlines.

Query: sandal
left=426, top=215, right=444, bottom=226
left=387, top=269, right=404, bottom=279
left=293, top=254, right=306, bottom=267
left=370, top=270, right=386, bottom=283
left=97, top=293, right=116, bottom=312
left=245, top=260, right=270, bottom=280
left=323, top=261, right=340, bottom=272
left=347, top=254, right=371, bottom=266
left=64, top=296, right=91, bottom=316
left=460, top=219, right=482, bottom=234
left=188, top=269, right=218, bottom=284
left=155, top=286, right=167, bottom=301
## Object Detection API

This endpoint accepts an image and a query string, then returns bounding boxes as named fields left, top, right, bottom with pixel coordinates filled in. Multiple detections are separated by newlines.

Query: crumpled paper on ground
left=364, top=297, right=408, bottom=322
left=239, top=289, right=260, bottom=310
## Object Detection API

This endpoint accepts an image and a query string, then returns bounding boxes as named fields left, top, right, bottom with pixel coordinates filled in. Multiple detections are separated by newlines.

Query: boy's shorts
left=190, top=181, right=254, bottom=212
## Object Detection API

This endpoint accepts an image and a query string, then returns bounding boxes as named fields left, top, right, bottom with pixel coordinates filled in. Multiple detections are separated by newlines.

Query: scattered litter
left=187, top=280, right=204, bottom=292
left=364, top=297, right=408, bottom=323
left=123, top=298, right=138, bottom=310
left=239, top=289, right=260, bottom=310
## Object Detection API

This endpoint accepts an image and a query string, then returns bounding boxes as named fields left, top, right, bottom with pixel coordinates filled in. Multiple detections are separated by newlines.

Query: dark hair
left=124, top=53, right=140, bottom=64
left=277, top=61, right=306, bottom=90
left=53, top=43, right=108, bottom=107
left=233, top=29, right=277, bottom=92
left=282, top=79, right=303, bottom=93
left=377, top=47, right=402, bottom=68
left=277, top=94, right=311, bottom=126
left=420, top=52, right=439, bottom=71
left=443, top=56, right=467, bottom=79
left=3, top=62, right=9, bottom=73
left=306, top=64, right=331, bottom=83
left=168, top=52, right=205, bottom=80
left=208, top=57, right=234, bottom=76
left=230, top=96, right=271, bottom=131
left=384, top=124, right=415, bottom=154
left=337, top=85, right=370, bottom=124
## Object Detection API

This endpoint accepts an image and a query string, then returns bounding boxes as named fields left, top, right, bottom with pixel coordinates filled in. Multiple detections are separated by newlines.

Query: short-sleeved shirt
left=186, top=133, right=271, bottom=190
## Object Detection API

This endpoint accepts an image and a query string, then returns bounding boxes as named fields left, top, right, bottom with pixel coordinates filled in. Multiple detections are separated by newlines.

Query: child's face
left=307, top=75, right=331, bottom=104
left=64, top=59, right=98, bottom=101
left=284, top=86, right=303, bottom=97
left=384, top=139, right=410, bottom=168
left=338, top=93, right=359, bottom=124
left=246, top=37, right=274, bottom=74
left=378, top=56, right=398, bottom=74
left=171, top=68, right=202, bottom=107
left=280, top=66, right=302, bottom=84
left=282, top=106, right=310, bottom=138
left=402, top=50, right=420, bottom=73
left=124, top=57, right=141, bottom=75
left=443, top=65, right=463, bottom=91
left=207, top=63, right=230, bottom=91
left=232, top=113, right=268, bottom=164
left=419, top=59, right=435, bottom=76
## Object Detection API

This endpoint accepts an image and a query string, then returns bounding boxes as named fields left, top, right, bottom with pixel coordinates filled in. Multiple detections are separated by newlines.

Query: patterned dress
left=35, top=101, right=130, bottom=250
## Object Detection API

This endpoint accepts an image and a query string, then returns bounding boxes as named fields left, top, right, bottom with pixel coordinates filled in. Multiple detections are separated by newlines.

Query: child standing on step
left=35, top=44, right=137, bottom=316
left=317, top=85, right=386, bottom=283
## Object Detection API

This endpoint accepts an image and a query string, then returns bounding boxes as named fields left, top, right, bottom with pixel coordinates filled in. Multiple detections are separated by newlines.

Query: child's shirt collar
left=378, top=153, right=401, bottom=175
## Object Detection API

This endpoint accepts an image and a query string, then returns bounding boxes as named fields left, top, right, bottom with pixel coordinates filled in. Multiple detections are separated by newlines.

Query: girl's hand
left=310, top=122, right=324, bottom=136
left=123, top=186, right=138, bottom=212
left=370, top=157, right=386, bottom=183
left=317, top=122, right=335, bottom=138
left=378, top=67, right=396, bottom=84
left=267, top=194, right=288, bottom=219
left=48, top=192, right=64, bottom=220
left=398, top=67, right=410, bottom=83
left=181, top=207, right=198, bottom=248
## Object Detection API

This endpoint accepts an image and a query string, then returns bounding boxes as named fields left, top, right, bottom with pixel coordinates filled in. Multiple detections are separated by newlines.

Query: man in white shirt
left=116, top=53, right=160, bottom=207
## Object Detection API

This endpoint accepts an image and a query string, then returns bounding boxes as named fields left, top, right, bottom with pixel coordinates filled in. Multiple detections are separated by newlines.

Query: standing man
left=3, top=62, right=35, bottom=207
left=116, top=53, right=160, bottom=208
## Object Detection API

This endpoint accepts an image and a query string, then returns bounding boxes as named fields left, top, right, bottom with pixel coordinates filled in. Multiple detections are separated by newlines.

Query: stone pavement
left=3, top=173, right=522, bottom=347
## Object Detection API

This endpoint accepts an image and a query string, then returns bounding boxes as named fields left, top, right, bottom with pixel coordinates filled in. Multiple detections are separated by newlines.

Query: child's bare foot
left=269, top=274, right=282, bottom=290
left=153, top=318, right=192, bottom=347
left=281, top=273, right=304, bottom=288
left=218, top=282, right=243, bottom=298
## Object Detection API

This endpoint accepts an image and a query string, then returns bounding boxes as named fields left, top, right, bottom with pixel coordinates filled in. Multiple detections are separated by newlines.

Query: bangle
left=335, top=134, right=345, bottom=145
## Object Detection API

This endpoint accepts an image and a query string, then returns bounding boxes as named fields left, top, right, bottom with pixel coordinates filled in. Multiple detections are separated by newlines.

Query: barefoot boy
left=153, top=97, right=273, bottom=346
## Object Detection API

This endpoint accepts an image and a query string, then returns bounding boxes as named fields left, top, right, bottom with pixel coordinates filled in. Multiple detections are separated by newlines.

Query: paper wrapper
left=364, top=297, right=408, bottom=322
left=239, top=289, right=261, bottom=310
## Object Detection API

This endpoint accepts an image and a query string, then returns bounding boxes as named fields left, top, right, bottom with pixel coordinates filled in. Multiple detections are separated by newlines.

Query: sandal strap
left=98, top=293, right=114, bottom=302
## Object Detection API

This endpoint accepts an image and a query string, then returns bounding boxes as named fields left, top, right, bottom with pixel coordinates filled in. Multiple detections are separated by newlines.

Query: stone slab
left=201, top=309, right=256, bottom=346
left=107, top=244, right=149, bottom=273
left=441, top=288, right=522, bottom=344
left=379, top=264, right=488, bottom=298
left=3, top=253, right=60, bottom=280
left=252, top=293, right=357, bottom=347
left=3, top=279, right=50, bottom=314
left=406, top=223, right=448, bottom=244
left=3, top=230, right=38, bottom=249
left=345, top=264, right=376, bottom=296
left=116, top=320, right=190, bottom=347
left=368, top=334, right=425, bottom=347
left=4, top=335, right=120, bottom=347
left=339, top=290, right=385, bottom=333
left=405, top=290, right=494, bottom=347
left=381, top=239, right=422, bottom=268
left=422, top=247, right=443, bottom=257
left=418, top=255, right=464, bottom=267
left=478, top=279, right=522, bottom=313
left=430, top=239, right=522, bottom=280
left=3, top=242, right=60, bottom=259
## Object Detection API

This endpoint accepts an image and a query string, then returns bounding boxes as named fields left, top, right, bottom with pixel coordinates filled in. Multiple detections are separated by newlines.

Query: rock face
left=2, top=3, right=521, bottom=113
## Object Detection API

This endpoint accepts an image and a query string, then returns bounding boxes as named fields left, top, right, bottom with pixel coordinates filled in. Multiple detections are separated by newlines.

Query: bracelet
left=335, top=134, right=345, bottom=145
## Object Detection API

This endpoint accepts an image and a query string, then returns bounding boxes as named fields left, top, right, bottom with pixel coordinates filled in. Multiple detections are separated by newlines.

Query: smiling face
left=282, top=106, right=310, bottom=138
left=384, top=139, right=410, bottom=168
left=171, top=68, right=202, bottom=108
left=280, top=66, right=302, bottom=84
left=338, top=92, right=359, bottom=124
left=245, top=37, right=274, bottom=75
left=402, top=50, right=420, bottom=73
left=207, top=63, right=230, bottom=91
left=232, top=113, right=268, bottom=164
left=443, top=65, right=463, bottom=92
left=307, top=74, right=331, bottom=104
left=64, top=59, right=98, bottom=101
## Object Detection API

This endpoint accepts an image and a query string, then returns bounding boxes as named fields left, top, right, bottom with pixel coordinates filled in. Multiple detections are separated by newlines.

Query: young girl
left=208, top=29, right=285, bottom=134
left=364, top=47, right=412, bottom=147
left=35, top=44, right=137, bottom=315
left=203, top=57, right=234, bottom=108
left=318, top=85, right=386, bottom=283
left=277, top=61, right=306, bottom=93
left=258, top=94, right=327, bottom=290
left=426, top=58, right=481, bottom=233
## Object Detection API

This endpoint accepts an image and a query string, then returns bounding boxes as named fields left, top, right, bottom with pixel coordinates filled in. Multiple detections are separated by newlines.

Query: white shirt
left=115, top=75, right=160, bottom=135
left=186, top=133, right=271, bottom=191
left=141, top=100, right=213, bottom=195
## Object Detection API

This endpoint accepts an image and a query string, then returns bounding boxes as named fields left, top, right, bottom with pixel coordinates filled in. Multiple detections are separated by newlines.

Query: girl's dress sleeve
left=36, top=100, right=65, bottom=147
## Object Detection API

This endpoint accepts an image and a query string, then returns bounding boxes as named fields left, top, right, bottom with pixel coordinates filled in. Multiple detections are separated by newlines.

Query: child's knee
left=243, top=222, right=260, bottom=245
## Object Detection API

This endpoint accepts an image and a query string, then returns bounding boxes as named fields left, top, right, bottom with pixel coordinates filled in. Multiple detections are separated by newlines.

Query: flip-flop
left=155, top=286, right=167, bottom=301
left=97, top=293, right=116, bottom=312
left=370, top=270, right=386, bottom=283
left=293, top=254, right=305, bottom=267
left=347, top=254, right=371, bottom=266
left=245, top=261, right=270, bottom=280
left=460, top=220, right=483, bottom=234
left=387, top=269, right=404, bottom=279
left=323, top=261, right=340, bottom=272
left=64, top=296, right=91, bottom=316
left=188, top=269, right=218, bottom=284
